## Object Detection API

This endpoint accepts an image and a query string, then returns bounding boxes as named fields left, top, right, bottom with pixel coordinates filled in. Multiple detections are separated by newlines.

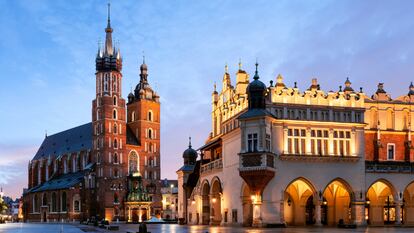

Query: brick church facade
left=23, top=5, right=161, bottom=223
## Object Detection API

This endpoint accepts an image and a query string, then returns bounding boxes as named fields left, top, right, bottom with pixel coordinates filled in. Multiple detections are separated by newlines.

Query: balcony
left=239, top=152, right=276, bottom=172
left=200, top=158, right=223, bottom=174
left=238, top=152, right=276, bottom=193
left=366, top=161, right=414, bottom=173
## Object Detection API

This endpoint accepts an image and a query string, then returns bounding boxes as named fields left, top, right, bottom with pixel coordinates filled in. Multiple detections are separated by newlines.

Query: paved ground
left=2, top=223, right=414, bottom=233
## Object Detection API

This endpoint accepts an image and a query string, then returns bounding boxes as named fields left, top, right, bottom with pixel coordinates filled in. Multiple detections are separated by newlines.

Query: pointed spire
left=107, top=2, right=111, bottom=29
left=45, top=130, right=47, bottom=138
left=238, top=58, right=242, bottom=71
left=253, top=60, right=259, bottom=80
left=213, top=82, right=217, bottom=93
left=225, top=63, right=228, bottom=74
left=104, top=2, right=113, bottom=55
left=188, top=136, right=192, bottom=148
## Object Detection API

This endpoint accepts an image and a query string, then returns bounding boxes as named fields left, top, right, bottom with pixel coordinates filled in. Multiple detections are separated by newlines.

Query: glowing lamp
left=212, top=198, right=217, bottom=203
left=191, top=200, right=196, bottom=205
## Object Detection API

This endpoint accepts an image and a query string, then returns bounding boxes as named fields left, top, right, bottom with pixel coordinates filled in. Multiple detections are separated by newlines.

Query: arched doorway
left=210, top=178, right=222, bottom=225
left=241, top=183, right=253, bottom=226
left=404, top=182, right=414, bottom=224
left=366, top=180, right=397, bottom=225
left=201, top=181, right=210, bottom=225
left=284, top=178, right=316, bottom=226
left=322, top=179, right=353, bottom=226
left=132, top=208, right=139, bottom=223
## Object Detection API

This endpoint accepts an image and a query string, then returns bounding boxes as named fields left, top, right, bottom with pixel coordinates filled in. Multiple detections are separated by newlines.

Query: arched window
left=114, top=193, right=119, bottom=203
left=74, top=200, right=80, bottom=212
left=42, top=193, right=48, bottom=206
left=128, top=151, right=138, bottom=174
left=148, top=129, right=152, bottom=139
left=72, top=156, right=77, bottom=173
left=61, top=192, right=67, bottom=212
left=63, top=159, right=68, bottom=174
left=113, top=109, right=117, bottom=119
left=51, top=192, right=57, bottom=212
left=131, top=111, right=136, bottom=122
left=113, top=96, right=117, bottom=106
left=96, top=109, right=100, bottom=121
left=33, top=194, right=39, bottom=213
left=114, top=139, right=118, bottom=148
left=113, top=124, right=117, bottom=134
left=96, top=152, right=101, bottom=164
left=114, top=169, right=119, bottom=178
left=148, top=111, right=153, bottom=121
left=113, top=153, right=118, bottom=164
left=104, top=74, right=109, bottom=92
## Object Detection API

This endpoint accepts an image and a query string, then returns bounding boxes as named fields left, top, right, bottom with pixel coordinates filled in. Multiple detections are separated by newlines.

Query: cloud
left=0, top=144, right=36, bottom=198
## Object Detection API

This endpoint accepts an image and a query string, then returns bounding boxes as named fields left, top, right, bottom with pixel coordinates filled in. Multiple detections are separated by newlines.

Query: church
left=177, top=62, right=414, bottom=227
left=23, top=5, right=161, bottom=223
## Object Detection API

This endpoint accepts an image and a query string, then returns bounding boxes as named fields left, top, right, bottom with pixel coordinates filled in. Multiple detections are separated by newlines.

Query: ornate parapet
left=365, top=161, right=414, bottom=173
left=279, top=154, right=360, bottom=163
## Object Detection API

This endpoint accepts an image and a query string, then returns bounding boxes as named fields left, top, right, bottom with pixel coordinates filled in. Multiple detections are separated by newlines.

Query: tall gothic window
left=148, top=111, right=153, bottom=121
left=104, top=74, right=109, bottom=92
left=131, top=111, right=136, bottom=122
left=113, top=124, right=117, bottom=134
left=113, top=153, right=118, bottom=164
left=61, top=192, right=67, bottom=212
left=148, top=129, right=153, bottom=139
left=113, top=109, right=117, bottom=119
left=42, top=193, right=48, bottom=206
left=113, top=96, right=117, bottom=106
left=114, top=139, right=118, bottom=148
left=52, top=192, right=57, bottom=212
left=128, top=151, right=138, bottom=174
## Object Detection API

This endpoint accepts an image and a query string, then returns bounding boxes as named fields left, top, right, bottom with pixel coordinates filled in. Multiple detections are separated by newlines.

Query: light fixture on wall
left=212, top=198, right=217, bottom=203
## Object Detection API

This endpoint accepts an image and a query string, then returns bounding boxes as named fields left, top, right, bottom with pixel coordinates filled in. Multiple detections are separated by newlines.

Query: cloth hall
left=177, top=62, right=414, bottom=227
left=23, top=6, right=161, bottom=223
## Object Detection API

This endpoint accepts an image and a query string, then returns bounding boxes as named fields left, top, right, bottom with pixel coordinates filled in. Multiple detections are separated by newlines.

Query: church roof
left=33, top=123, right=92, bottom=160
left=28, top=170, right=87, bottom=193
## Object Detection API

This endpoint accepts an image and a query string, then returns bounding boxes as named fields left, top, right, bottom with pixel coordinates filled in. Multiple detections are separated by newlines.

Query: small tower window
left=113, top=96, right=117, bottom=106
left=113, top=109, right=117, bottom=119
left=104, top=74, right=109, bottom=92
left=148, top=111, right=153, bottom=121
left=113, top=124, right=117, bottom=134
left=132, top=111, right=136, bottom=122
left=148, top=129, right=153, bottom=139
left=113, top=153, right=118, bottom=164
left=114, top=139, right=118, bottom=148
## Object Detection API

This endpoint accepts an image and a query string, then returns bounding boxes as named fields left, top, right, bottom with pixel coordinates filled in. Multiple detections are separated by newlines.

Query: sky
left=1, top=0, right=414, bottom=199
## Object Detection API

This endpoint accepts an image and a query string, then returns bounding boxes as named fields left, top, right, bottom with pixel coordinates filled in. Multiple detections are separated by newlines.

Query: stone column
left=351, top=201, right=366, bottom=226
left=128, top=207, right=131, bottom=222
left=283, top=126, right=289, bottom=154
left=396, top=201, right=402, bottom=225
left=315, top=200, right=322, bottom=226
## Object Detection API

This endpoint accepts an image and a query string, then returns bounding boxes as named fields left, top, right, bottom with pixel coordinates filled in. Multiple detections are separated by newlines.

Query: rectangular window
left=224, top=211, right=228, bottom=223
left=247, top=133, right=258, bottom=152
left=387, top=144, right=395, bottom=160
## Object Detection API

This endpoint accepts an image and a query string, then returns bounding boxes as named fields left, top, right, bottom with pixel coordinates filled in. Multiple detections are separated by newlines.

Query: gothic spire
left=104, top=3, right=113, bottom=55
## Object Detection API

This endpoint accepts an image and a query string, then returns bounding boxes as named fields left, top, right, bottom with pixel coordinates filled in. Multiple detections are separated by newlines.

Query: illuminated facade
left=177, top=62, right=414, bottom=227
left=23, top=5, right=162, bottom=223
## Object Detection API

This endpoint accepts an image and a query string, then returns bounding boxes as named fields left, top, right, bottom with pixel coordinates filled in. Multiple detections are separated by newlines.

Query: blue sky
left=1, top=0, right=414, bottom=198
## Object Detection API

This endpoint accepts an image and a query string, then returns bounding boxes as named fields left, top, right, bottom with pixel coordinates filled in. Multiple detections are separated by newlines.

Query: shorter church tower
left=126, top=59, right=162, bottom=215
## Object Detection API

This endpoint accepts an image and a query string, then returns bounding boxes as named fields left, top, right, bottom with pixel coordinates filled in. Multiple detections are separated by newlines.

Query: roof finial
left=238, top=58, right=242, bottom=70
left=142, top=50, right=145, bottom=64
left=107, top=2, right=111, bottom=27
left=214, top=82, right=217, bottom=92
left=225, top=63, right=228, bottom=73
left=189, top=136, right=192, bottom=148
left=254, top=59, right=259, bottom=80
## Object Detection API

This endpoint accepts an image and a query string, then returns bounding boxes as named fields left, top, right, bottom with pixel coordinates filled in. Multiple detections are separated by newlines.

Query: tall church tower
left=92, top=4, right=128, bottom=220
left=127, top=59, right=162, bottom=215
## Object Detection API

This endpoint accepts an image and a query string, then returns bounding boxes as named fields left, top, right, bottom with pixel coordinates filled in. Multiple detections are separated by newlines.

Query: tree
left=0, top=197, right=7, bottom=213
